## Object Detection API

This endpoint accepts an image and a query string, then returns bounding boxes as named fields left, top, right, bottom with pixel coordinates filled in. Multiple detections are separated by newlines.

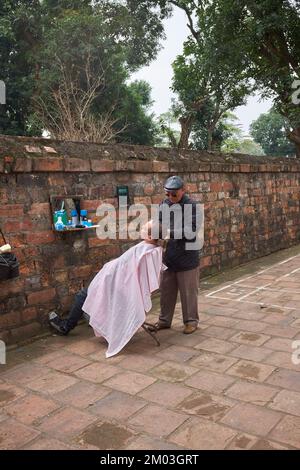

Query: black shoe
left=48, top=311, right=69, bottom=335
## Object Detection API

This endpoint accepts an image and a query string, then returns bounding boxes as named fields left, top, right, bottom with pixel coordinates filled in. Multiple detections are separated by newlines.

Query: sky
left=131, top=7, right=273, bottom=136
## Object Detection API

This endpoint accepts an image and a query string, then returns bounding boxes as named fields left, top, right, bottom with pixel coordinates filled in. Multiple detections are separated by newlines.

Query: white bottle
left=55, top=216, right=64, bottom=231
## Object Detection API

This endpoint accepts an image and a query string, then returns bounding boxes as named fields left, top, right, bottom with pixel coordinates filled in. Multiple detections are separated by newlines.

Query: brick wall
left=1, top=135, right=300, bottom=344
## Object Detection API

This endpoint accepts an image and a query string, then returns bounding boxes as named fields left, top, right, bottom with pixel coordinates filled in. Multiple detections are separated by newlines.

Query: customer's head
left=164, top=175, right=185, bottom=203
left=141, top=220, right=163, bottom=244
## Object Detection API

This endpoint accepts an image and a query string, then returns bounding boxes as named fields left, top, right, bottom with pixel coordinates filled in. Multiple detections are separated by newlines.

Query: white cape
left=82, top=242, right=163, bottom=357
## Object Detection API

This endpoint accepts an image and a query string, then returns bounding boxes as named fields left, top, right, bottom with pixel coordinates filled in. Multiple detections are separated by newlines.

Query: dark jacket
left=159, top=194, right=201, bottom=272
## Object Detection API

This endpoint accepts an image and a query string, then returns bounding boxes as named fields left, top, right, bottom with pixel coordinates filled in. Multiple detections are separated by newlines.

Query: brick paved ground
left=1, top=245, right=300, bottom=450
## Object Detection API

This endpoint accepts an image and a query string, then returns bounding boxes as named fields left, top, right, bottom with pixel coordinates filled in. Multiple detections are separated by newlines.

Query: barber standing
left=156, top=176, right=201, bottom=334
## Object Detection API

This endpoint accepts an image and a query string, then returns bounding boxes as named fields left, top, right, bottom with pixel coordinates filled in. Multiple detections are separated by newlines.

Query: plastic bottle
left=55, top=216, right=65, bottom=231
left=71, top=209, right=79, bottom=227
left=80, top=210, right=88, bottom=226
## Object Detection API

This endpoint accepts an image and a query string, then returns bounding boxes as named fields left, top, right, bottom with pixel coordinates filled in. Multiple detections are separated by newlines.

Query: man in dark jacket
left=157, top=175, right=202, bottom=334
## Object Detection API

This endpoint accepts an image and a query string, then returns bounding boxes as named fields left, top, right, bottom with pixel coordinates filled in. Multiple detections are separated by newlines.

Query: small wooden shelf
left=53, top=225, right=100, bottom=233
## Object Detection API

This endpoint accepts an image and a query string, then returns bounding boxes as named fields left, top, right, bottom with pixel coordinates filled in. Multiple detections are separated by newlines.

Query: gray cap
left=164, top=175, right=184, bottom=190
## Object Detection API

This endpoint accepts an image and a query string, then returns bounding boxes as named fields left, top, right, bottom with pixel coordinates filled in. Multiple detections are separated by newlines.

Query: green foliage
left=250, top=109, right=296, bottom=156
left=0, top=0, right=166, bottom=143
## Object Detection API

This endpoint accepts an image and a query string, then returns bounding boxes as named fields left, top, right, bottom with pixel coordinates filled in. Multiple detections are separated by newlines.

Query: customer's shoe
left=183, top=324, right=198, bottom=335
left=147, top=321, right=171, bottom=332
left=48, top=311, right=69, bottom=335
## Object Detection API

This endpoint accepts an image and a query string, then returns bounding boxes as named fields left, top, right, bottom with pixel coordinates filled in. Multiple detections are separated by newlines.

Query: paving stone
left=250, top=439, right=289, bottom=450
left=226, top=360, right=275, bottom=382
left=265, top=351, right=300, bottom=371
left=151, top=361, right=197, bottom=383
left=117, top=354, right=163, bottom=371
left=269, top=390, right=300, bottom=416
left=194, top=337, right=236, bottom=354
left=232, top=320, right=267, bottom=333
left=205, top=316, right=239, bottom=328
left=37, top=407, right=97, bottom=438
left=74, top=363, right=119, bottom=384
left=0, top=418, right=40, bottom=449
left=128, top=404, right=188, bottom=437
left=138, top=381, right=193, bottom=407
left=185, top=370, right=236, bottom=394
left=89, top=391, right=146, bottom=420
left=189, top=351, right=238, bottom=373
left=126, top=435, right=184, bottom=450
left=202, top=326, right=236, bottom=340
left=168, top=416, right=237, bottom=450
left=104, top=371, right=156, bottom=394
left=46, top=353, right=92, bottom=373
left=1, top=363, right=51, bottom=385
left=155, top=345, right=197, bottom=363
left=26, top=370, right=79, bottom=394
left=230, top=332, right=270, bottom=347
left=264, top=337, right=295, bottom=352
left=225, top=380, right=278, bottom=405
left=54, top=381, right=110, bottom=409
left=270, top=415, right=300, bottom=448
left=176, top=391, right=235, bottom=421
left=76, top=421, right=135, bottom=450
left=261, top=325, right=299, bottom=339
left=220, top=403, right=282, bottom=436
left=266, top=368, right=300, bottom=392
left=63, top=339, right=101, bottom=356
left=229, top=345, right=273, bottom=362
left=3, top=393, right=60, bottom=425
left=0, top=382, right=27, bottom=405
left=23, top=438, right=74, bottom=450
left=226, top=433, right=258, bottom=450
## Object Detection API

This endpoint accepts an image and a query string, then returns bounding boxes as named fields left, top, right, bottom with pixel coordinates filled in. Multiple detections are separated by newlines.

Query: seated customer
left=49, top=221, right=164, bottom=355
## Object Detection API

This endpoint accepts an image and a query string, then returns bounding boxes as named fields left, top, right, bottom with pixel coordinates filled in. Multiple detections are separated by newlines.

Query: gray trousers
left=159, top=267, right=199, bottom=327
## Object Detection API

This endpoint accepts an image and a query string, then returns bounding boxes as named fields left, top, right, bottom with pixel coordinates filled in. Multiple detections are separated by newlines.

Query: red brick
left=0, top=204, right=24, bottom=217
left=0, top=278, right=25, bottom=300
left=28, top=203, right=51, bottom=215
left=88, top=238, right=112, bottom=248
left=152, top=161, right=169, bottom=172
left=53, top=270, right=68, bottom=283
left=33, top=157, right=63, bottom=172
left=81, top=200, right=101, bottom=211
left=10, top=322, right=42, bottom=343
left=240, top=164, right=251, bottom=172
left=200, top=256, right=212, bottom=267
left=133, top=196, right=152, bottom=204
left=91, top=160, right=115, bottom=172
left=64, top=157, right=90, bottom=172
left=13, top=158, right=32, bottom=172
left=26, top=231, right=55, bottom=245
left=69, top=265, right=92, bottom=279
left=4, top=219, right=33, bottom=233
left=0, top=311, right=21, bottom=328
left=210, top=182, right=223, bottom=192
left=27, top=288, right=56, bottom=305
left=21, top=307, right=38, bottom=322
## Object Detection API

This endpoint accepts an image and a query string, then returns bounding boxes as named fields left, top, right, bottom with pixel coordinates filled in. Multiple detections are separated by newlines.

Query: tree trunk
left=178, top=114, right=194, bottom=149
left=207, top=127, right=213, bottom=151
left=287, top=127, right=300, bottom=157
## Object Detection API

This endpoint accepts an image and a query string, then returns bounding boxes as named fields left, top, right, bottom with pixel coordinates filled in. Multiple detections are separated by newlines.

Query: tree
left=168, top=0, right=300, bottom=154
left=170, top=3, right=252, bottom=149
left=250, top=109, right=296, bottom=156
left=0, top=0, right=167, bottom=142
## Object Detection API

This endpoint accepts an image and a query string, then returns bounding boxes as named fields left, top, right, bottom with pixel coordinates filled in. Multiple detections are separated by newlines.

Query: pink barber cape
left=82, top=241, right=163, bottom=357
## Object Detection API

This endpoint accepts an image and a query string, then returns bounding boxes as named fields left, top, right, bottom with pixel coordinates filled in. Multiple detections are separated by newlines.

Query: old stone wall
left=1, top=135, right=300, bottom=344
